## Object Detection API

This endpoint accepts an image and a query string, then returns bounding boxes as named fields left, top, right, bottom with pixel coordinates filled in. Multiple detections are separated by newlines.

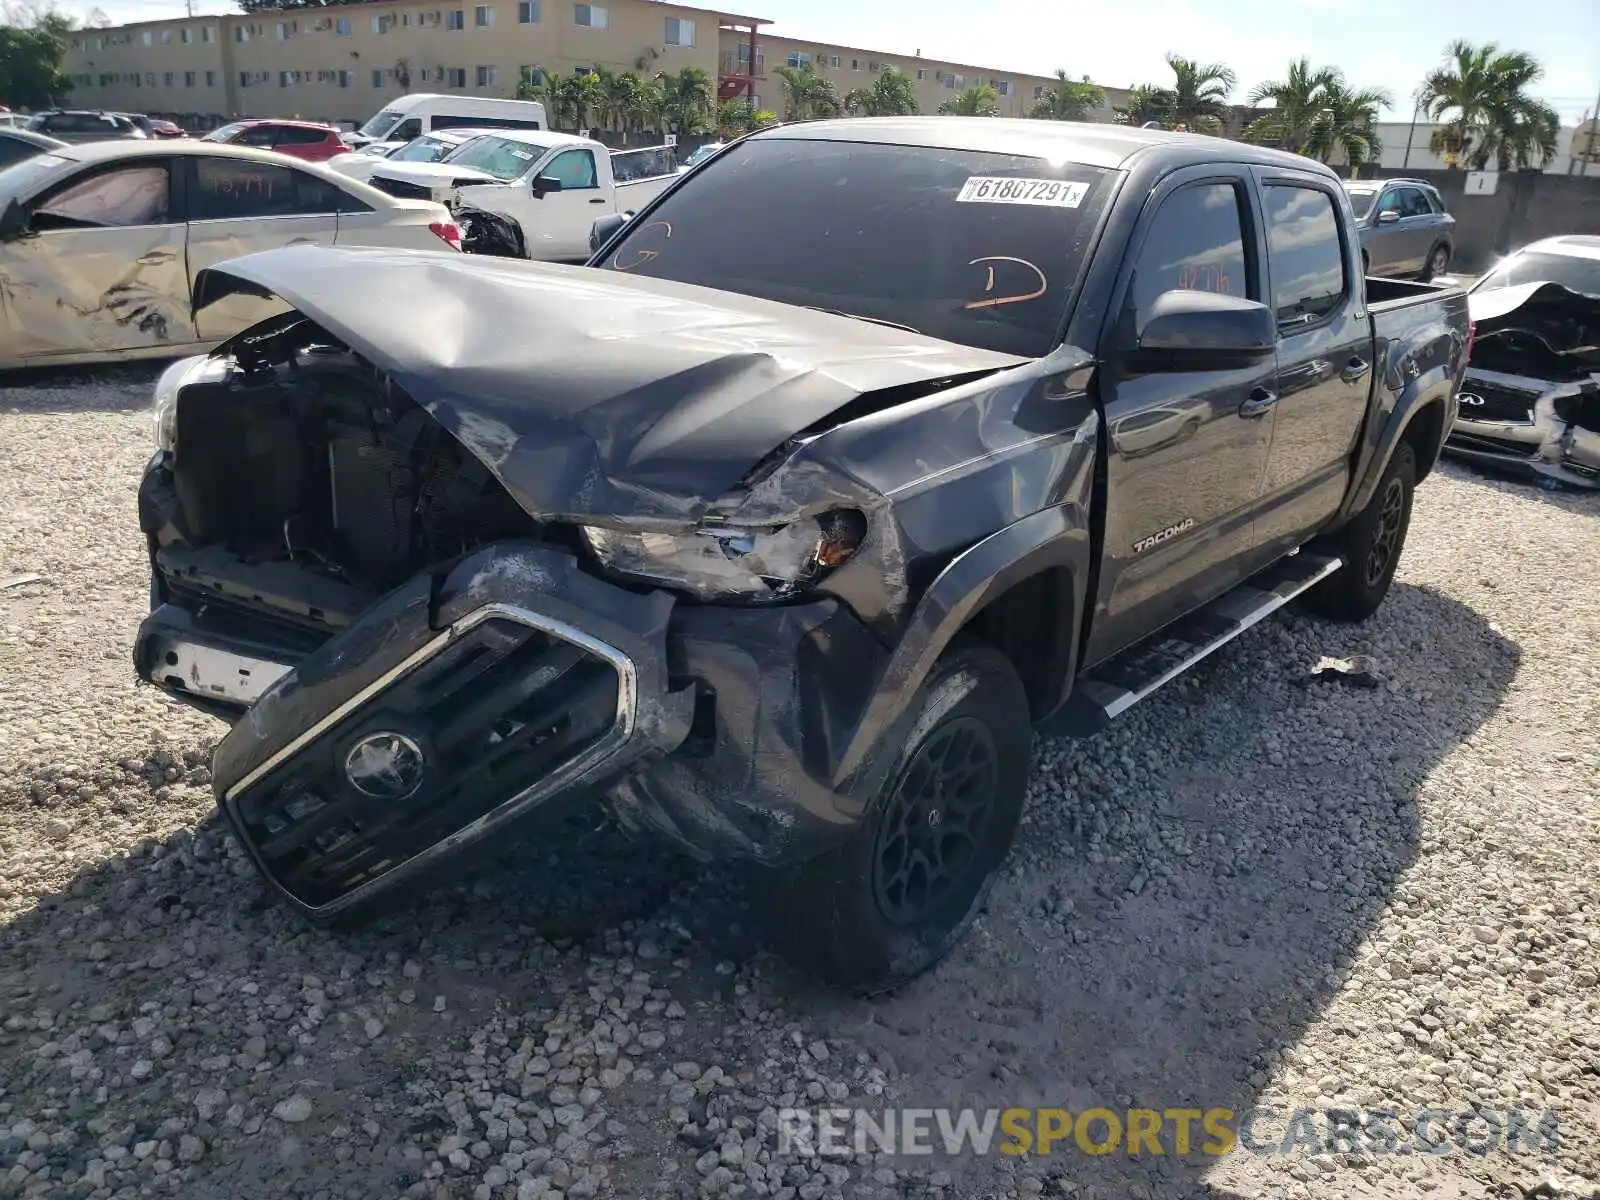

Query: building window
left=916, top=68, right=926, bottom=80
left=335, top=17, right=351, bottom=34
left=446, top=9, right=464, bottom=28
left=664, top=17, right=693, bottom=46
left=475, top=4, right=493, bottom=25
left=1033, top=84, right=1045, bottom=100
left=239, top=70, right=250, bottom=86
left=996, top=80, right=1011, bottom=96
left=144, top=71, right=155, bottom=84
left=184, top=71, right=196, bottom=86
left=372, top=68, right=385, bottom=87
left=234, top=25, right=249, bottom=42
left=163, top=71, right=174, bottom=85
left=868, top=60, right=881, bottom=72
left=785, top=50, right=812, bottom=68
left=573, top=3, right=607, bottom=28
left=140, top=30, right=151, bottom=45
left=201, top=25, right=213, bottom=42
left=339, top=69, right=353, bottom=87
left=447, top=67, right=467, bottom=87
left=160, top=29, right=172, bottom=43
left=279, top=70, right=293, bottom=86
left=851, top=59, right=860, bottom=71
left=206, top=69, right=217, bottom=85
left=276, top=21, right=292, bottom=38
left=518, top=0, right=539, bottom=19
left=373, top=14, right=394, bottom=32
left=476, top=64, right=497, bottom=86
left=520, top=64, right=543, bottom=84
left=180, top=28, right=191, bottom=43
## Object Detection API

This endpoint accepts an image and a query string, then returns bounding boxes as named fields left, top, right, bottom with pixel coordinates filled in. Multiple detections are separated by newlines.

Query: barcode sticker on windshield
left=510, top=149, right=534, bottom=160
left=956, top=177, right=1089, bottom=208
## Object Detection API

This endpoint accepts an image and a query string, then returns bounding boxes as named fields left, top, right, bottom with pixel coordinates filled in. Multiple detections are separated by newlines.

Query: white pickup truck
left=366, top=129, right=677, bottom=262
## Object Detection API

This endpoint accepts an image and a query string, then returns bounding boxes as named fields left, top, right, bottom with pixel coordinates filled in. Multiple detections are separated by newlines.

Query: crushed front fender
left=210, top=541, right=695, bottom=916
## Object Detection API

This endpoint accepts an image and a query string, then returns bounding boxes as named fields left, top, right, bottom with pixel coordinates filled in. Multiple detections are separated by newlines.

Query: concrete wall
left=1373, top=120, right=1600, bottom=178
left=1352, top=168, right=1600, bottom=271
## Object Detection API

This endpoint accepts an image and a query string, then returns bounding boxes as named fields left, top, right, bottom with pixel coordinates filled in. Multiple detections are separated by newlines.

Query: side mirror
left=0, top=198, right=29, bottom=242
left=589, top=211, right=629, bottom=255
left=1376, top=209, right=1400, bottom=224
left=1135, top=290, right=1276, bottom=364
left=531, top=174, right=563, bottom=196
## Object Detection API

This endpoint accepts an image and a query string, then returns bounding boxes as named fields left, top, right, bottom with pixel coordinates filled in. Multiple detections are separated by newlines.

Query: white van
left=345, top=94, right=548, bottom=149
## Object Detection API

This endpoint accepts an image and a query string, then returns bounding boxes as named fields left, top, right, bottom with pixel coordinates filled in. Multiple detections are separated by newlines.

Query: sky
left=62, top=0, right=1600, bottom=124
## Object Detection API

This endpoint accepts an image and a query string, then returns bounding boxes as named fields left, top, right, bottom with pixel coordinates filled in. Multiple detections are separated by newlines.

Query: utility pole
left=1401, top=95, right=1423, bottom=169
left=1574, top=74, right=1600, bottom=176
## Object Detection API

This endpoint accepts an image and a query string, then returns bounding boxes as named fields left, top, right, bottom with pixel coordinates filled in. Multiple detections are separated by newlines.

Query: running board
left=1042, top=551, right=1342, bottom=738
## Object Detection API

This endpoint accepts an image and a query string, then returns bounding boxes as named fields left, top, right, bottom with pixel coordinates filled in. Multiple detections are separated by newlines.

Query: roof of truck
left=753, top=117, right=1339, bottom=174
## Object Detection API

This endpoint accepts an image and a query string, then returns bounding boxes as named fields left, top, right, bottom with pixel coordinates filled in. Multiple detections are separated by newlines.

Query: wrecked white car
left=1447, top=236, right=1600, bottom=487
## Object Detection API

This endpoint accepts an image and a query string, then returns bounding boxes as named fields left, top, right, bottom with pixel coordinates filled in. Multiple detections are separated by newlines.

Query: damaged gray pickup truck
left=134, top=119, right=1470, bottom=991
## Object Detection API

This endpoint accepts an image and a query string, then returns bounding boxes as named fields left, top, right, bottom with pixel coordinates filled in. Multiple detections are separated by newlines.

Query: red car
left=200, top=119, right=346, bottom=162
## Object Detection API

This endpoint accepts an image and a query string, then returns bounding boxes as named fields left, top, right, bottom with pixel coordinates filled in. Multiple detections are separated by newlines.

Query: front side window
left=33, top=165, right=171, bottom=230
left=597, top=139, right=1113, bottom=358
left=1398, top=187, right=1433, bottom=218
left=1132, top=182, right=1251, bottom=316
left=1263, top=184, right=1346, bottom=323
left=190, top=157, right=354, bottom=220
left=542, top=148, right=597, bottom=188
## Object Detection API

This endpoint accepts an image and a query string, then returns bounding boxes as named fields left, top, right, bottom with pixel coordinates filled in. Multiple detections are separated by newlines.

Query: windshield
left=390, top=134, right=458, bottom=163
left=358, top=108, right=403, bottom=139
left=1474, top=251, right=1600, bottom=297
left=441, top=134, right=539, bottom=179
left=684, top=143, right=721, bottom=167
left=0, top=152, right=70, bottom=199
left=202, top=122, right=249, bottom=143
left=596, top=138, right=1112, bottom=357
left=1345, top=188, right=1379, bottom=219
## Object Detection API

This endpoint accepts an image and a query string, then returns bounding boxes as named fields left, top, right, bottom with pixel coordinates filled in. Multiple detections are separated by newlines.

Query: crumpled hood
left=194, top=244, right=1027, bottom=522
left=1468, top=281, right=1600, bottom=378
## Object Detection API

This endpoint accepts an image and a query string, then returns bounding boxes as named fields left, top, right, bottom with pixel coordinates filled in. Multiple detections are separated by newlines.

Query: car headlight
left=151, top=354, right=226, bottom=451
left=581, top=510, right=867, bottom=602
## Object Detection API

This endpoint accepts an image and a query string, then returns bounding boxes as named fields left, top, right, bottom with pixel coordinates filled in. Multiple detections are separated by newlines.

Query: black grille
left=1460, top=379, right=1540, bottom=424
left=231, top=616, right=623, bottom=908
left=370, top=175, right=434, bottom=201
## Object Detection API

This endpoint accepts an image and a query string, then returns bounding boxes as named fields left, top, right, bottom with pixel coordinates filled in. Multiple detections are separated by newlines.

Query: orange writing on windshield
left=964, top=256, right=1048, bottom=310
left=612, top=220, right=672, bottom=271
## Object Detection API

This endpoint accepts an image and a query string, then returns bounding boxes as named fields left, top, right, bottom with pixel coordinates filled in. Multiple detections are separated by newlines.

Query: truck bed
left=1366, top=274, right=1462, bottom=312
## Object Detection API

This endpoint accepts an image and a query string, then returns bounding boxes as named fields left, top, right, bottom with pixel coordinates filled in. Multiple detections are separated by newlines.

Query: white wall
left=1375, top=120, right=1600, bottom=177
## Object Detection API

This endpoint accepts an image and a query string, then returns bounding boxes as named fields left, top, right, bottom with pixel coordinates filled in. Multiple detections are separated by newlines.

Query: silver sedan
left=0, top=139, right=462, bottom=369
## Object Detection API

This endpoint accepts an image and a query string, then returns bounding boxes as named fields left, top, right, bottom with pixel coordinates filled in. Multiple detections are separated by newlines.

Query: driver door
left=525, top=147, right=607, bottom=261
left=1, top=158, right=192, bottom=362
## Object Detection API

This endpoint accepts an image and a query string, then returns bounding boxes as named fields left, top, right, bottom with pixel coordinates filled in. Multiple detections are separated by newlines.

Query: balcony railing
left=718, top=52, right=764, bottom=75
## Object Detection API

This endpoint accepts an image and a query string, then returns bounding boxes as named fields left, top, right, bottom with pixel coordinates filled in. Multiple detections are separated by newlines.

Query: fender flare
left=1336, top=340, right=1458, bottom=524
left=829, top=501, right=1092, bottom=789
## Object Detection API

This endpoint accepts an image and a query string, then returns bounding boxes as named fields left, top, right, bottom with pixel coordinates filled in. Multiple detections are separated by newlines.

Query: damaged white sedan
left=0, top=140, right=464, bottom=370
left=1447, top=235, right=1600, bottom=487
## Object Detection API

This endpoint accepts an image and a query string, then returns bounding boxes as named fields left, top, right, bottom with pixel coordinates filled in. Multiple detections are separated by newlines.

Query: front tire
left=1305, top=443, right=1416, bottom=622
left=1420, top=243, right=1451, bottom=282
left=758, top=641, right=1032, bottom=993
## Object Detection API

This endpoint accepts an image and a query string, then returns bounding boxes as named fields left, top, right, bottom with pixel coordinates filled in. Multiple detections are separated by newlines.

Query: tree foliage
left=1028, top=71, right=1103, bottom=121
left=0, top=1, right=73, bottom=109
left=1419, top=39, right=1560, bottom=170
left=774, top=63, right=840, bottom=122
left=516, top=66, right=715, bottom=137
left=1241, top=58, right=1391, bottom=168
left=843, top=66, right=918, bottom=117
left=715, top=96, right=778, bottom=138
left=937, top=85, right=1000, bottom=117
left=1115, top=54, right=1235, bottom=132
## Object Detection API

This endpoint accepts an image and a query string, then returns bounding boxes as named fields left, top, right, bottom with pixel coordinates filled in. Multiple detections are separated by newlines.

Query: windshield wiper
left=802, top=306, right=921, bottom=335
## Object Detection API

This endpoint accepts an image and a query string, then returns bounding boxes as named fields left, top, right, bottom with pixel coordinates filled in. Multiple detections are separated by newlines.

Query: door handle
left=589, top=197, right=606, bottom=204
left=1238, top=388, right=1278, bottom=419
left=1340, top=357, right=1371, bottom=384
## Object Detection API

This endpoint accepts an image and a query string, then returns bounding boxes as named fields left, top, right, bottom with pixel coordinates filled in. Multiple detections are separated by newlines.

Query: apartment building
left=63, top=0, right=733, bottom=122
left=61, top=0, right=1126, bottom=128
left=723, top=33, right=1129, bottom=122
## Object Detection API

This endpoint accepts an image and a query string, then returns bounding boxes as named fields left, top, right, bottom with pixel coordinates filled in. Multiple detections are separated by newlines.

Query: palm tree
left=1114, top=55, right=1234, bottom=132
left=1307, top=76, right=1392, bottom=173
left=520, top=68, right=570, bottom=126
left=715, top=97, right=778, bottom=138
left=1028, top=70, right=1104, bottom=121
left=656, top=67, right=716, bottom=134
left=843, top=66, right=918, bottom=116
left=1419, top=40, right=1561, bottom=170
left=1160, top=54, right=1235, bottom=132
left=558, top=70, right=605, bottom=133
left=938, top=85, right=1000, bottom=117
left=1244, top=57, right=1338, bottom=153
left=774, top=63, right=841, bottom=122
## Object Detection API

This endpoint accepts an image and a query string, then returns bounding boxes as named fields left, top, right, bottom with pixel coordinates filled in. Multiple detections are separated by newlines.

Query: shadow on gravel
left=1438, top=454, right=1600, bottom=518
left=0, top=363, right=167, bottom=412
left=0, top=581, right=1518, bottom=1200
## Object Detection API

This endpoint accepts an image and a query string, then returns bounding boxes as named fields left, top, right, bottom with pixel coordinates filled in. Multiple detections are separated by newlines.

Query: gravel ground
left=1, top=367, right=1597, bottom=1200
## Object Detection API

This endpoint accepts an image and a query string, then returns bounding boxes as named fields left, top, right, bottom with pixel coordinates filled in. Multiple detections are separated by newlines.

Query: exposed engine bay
left=1451, top=281, right=1600, bottom=487
left=160, top=315, right=545, bottom=618
left=456, top=206, right=526, bottom=259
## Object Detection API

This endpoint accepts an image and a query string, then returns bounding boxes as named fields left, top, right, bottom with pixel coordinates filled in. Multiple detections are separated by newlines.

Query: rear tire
left=1305, top=443, right=1416, bottom=622
left=1420, top=243, right=1451, bottom=282
left=758, top=641, right=1032, bottom=994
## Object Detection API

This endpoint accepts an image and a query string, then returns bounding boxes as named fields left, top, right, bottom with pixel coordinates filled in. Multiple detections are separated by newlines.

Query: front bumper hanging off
left=194, top=543, right=696, bottom=916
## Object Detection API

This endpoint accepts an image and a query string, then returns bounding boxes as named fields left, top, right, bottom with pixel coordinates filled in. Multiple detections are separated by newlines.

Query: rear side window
left=33, top=164, right=171, bottom=229
left=190, top=157, right=363, bottom=219
left=431, top=114, right=540, bottom=130
left=1131, top=182, right=1251, bottom=316
left=1263, top=185, right=1346, bottom=323
left=274, top=127, right=333, bottom=147
left=233, top=125, right=280, bottom=148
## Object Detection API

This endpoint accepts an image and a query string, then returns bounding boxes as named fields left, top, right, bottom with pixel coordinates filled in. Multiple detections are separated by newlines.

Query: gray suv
left=1344, top=178, right=1455, bottom=280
